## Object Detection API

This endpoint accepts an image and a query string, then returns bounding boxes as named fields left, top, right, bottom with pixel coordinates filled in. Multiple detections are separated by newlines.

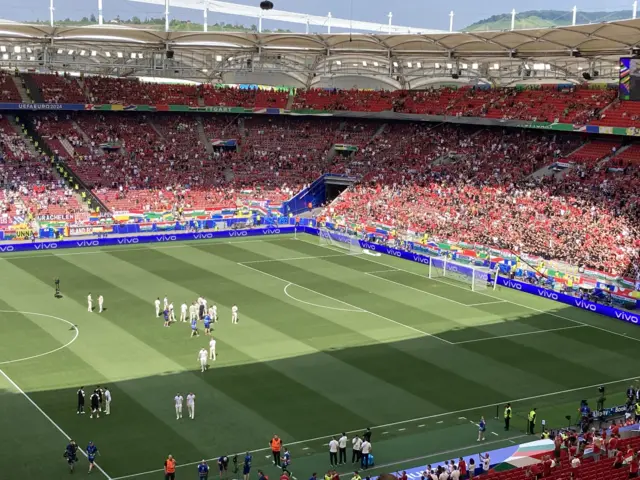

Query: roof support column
left=98, top=0, right=103, bottom=25
left=203, top=1, right=208, bottom=32
left=50, top=0, right=55, bottom=27
left=449, top=11, right=454, bottom=33
left=165, top=0, right=170, bottom=32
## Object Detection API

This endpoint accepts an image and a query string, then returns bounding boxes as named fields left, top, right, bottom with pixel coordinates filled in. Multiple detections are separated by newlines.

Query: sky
left=1, top=0, right=637, bottom=31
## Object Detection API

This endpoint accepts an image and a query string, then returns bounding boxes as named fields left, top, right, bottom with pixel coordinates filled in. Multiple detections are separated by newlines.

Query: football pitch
left=2, top=233, right=640, bottom=480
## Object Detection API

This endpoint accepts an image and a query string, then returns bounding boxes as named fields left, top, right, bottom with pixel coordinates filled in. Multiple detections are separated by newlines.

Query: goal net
left=429, top=256, right=490, bottom=291
left=318, top=228, right=370, bottom=255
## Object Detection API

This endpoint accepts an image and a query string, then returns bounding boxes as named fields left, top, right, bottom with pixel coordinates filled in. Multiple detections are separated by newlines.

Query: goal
left=318, top=228, right=367, bottom=255
left=428, top=256, right=490, bottom=291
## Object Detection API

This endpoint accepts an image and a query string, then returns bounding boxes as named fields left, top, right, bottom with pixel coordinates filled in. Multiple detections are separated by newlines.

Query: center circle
left=0, top=310, right=79, bottom=365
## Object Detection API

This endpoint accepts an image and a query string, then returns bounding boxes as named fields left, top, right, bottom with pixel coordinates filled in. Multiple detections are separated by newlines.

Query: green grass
left=1, top=233, right=640, bottom=480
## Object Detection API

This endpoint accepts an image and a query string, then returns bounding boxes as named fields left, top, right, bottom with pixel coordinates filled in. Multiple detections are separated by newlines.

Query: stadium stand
left=26, top=73, right=87, bottom=104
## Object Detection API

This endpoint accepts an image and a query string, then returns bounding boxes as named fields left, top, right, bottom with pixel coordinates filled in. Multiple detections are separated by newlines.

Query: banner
left=0, top=226, right=295, bottom=253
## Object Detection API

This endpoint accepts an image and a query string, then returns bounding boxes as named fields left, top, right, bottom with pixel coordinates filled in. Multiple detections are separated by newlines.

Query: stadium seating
left=84, top=77, right=200, bottom=106
left=27, top=73, right=87, bottom=104
left=0, top=71, right=22, bottom=103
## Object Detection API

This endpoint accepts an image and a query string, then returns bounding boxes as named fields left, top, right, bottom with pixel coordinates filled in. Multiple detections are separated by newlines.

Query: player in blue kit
left=242, top=452, right=252, bottom=480
left=63, top=440, right=78, bottom=473
left=190, top=316, right=200, bottom=337
left=204, top=314, right=212, bottom=335
left=87, top=441, right=99, bottom=474
left=163, top=308, right=170, bottom=327
left=218, top=455, right=229, bottom=479
left=198, top=459, right=210, bottom=479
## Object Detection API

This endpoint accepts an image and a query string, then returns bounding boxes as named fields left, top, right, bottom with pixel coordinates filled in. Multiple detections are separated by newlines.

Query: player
left=187, top=392, right=196, bottom=420
left=163, top=295, right=169, bottom=311
left=232, top=304, right=238, bottom=324
left=189, top=302, right=198, bottom=322
left=218, top=455, right=229, bottom=479
left=174, top=393, right=184, bottom=420
left=281, top=448, right=291, bottom=473
left=87, top=292, right=93, bottom=312
left=198, top=297, right=205, bottom=320
left=204, top=314, right=212, bottom=335
left=96, top=386, right=104, bottom=411
left=242, top=452, right=252, bottom=480
left=155, top=297, right=161, bottom=317
left=198, top=347, right=208, bottom=372
left=209, top=337, right=217, bottom=361
left=54, top=277, right=60, bottom=297
left=191, top=316, right=200, bottom=337
left=87, top=441, right=99, bottom=474
left=169, top=302, right=176, bottom=323
left=180, top=302, right=188, bottom=323
left=104, top=386, right=111, bottom=415
left=478, top=416, right=486, bottom=442
left=63, top=440, right=78, bottom=473
left=98, top=295, right=104, bottom=313
left=198, top=460, right=210, bottom=480
left=163, top=308, right=170, bottom=327
left=77, top=386, right=85, bottom=414
left=212, top=303, right=218, bottom=322
left=90, top=390, right=100, bottom=419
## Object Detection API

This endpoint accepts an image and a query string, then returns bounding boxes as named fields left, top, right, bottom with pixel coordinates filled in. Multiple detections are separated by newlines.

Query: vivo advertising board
left=0, top=227, right=295, bottom=252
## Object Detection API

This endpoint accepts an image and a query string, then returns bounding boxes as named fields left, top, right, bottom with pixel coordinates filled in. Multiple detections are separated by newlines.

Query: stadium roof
left=0, top=19, right=635, bottom=86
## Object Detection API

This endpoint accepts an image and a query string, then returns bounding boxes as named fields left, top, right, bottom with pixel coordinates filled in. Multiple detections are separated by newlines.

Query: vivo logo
left=385, top=248, right=402, bottom=257
left=412, top=254, right=430, bottom=265
left=537, top=288, right=558, bottom=300
left=262, top=229, right=281, bottom=235
left=362, top=243, right=376, bottom=251
left=193, top=233, right=214, bottom=240
left=574, top=299, right=597, bottom=312
left=34, top=243, right=58, bottom=250
left=615, top=311, right=640, bottom=324
left=0, top=245, right=15, bottom=252
left=76, top=240, right=100, bottom=247
left=448, top=266, right=459, bottom=273
left=117, top=238, right=139, bottom=244
left=503, top=279, right=522, bottom=290
left=319, top=231, right=331, bottom=238
left=155, top=235, right=177, bottom=242
left=228, top=231, right=248, bottom=237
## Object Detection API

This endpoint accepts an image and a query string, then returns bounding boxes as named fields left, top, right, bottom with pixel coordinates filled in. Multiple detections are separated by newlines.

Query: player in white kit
left=163, top=296, right=169, bottom=311
left=169, top=303, right=176, bottom=322
left=211, top=303, right=218, bottom=322
left=198, top=348, right=208, bottom=372
left=174, top=393, right=183, bottom=420
left=155, top=297, right=161, bottom=317
left=186, top=392, right=196, bottom=420
left=209, top=337, right=217, bottom=361
left=98, top=295, right=104, bottom=313
left=104, top=387, right=112, bottom=415
left=180, top=303, right=188, bottom=322
left=87, top=293, right=93, bottom=312
left=232, top=304, right=238, bottom=324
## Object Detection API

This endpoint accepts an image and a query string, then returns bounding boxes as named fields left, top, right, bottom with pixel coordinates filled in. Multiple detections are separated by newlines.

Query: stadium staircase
left=10, top=75, right=32, bottom=103
left=285, top=93, right=295, bottom=110
left=196, top=116, right=214, bottom=155
left=18, top=116, right=110, bottom=214
left=71, top=120, right=101, bottom=156
left=76, top=77, right=92, bottom=103
left=148, top=119, right=166, bottom=140
left=21, top=74, right=44, bottom=103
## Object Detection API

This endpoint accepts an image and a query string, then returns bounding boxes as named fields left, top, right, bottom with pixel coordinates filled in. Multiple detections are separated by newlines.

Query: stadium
left=0, top=1, right=640, bottom=479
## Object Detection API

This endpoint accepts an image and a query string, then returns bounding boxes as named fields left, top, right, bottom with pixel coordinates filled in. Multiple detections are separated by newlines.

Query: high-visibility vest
left=505, top=407, right=512, bottom=419
left=165, top=459, right=176, bottom=473
left=528, top=410, right=536, bottom=423
left=635, top=404, right=640, bottom=416
left=271, top=438, right=282, bottom=452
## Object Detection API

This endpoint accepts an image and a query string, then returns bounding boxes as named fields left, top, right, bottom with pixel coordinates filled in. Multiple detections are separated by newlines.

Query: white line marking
left=283, top=283, right=366, bottom=313
left=302, top=447, right=309, bottom=451
left=491, top=432, right=499, bottom=436
left=242, top=253, right=351, bottom=264
left=465, top=301, right=507, bottom=307
left=365, top=269, right=403, bottom=274
left=112, top=374, right=640, bottom=480
left=398, top=428, right=406, bottom=431
left=0, top=311, right=79, bottom=365
left=0, top=237, right=294, bottom=261
left=436, top=421, right=443, bottom=424
left=237, top=262, right=453, bottom=345
left=382, top=432, right=389, bottom=435
left=452, top=325, right=588, bottom=345
left=364, top=272, right=469, bottom=307
left=308, top=237, right=640, bottom=345
left=0, top=369, right=112, bottom=479
left=418, top=424, right=426, bottom=428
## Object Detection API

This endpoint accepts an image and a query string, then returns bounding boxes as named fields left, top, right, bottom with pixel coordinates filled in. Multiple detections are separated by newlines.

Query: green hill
left=465, top=9, right=633, bottom=31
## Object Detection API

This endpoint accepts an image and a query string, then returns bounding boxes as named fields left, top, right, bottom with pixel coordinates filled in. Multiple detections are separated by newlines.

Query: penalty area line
left=0, top=369, right=113, bottom=480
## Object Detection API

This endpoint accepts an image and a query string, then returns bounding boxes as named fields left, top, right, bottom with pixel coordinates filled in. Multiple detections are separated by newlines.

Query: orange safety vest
left=165, top=458, right=176, bottom=473
left=271, top=438, right=282, bottom=452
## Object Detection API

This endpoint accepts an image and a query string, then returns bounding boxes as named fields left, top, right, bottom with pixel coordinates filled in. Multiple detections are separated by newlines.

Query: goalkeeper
left=54, top=277, right=60, bottom=297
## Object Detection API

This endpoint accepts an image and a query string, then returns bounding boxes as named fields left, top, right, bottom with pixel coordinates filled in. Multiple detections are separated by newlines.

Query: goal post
left=318, top=228, right=362, bottom=255
left=428, top=256, right=491, bottom=291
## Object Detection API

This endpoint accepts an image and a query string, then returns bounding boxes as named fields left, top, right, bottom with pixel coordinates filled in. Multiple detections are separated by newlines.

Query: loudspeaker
left=166, top=50, right=174, bottom=59
left=582, top=72, right=591, bottom=80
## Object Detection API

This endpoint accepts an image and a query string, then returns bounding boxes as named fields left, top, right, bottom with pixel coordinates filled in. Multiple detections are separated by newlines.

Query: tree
left=131, top=16, right=141, bottom=24
left=89, top=14, right=96, bottom=23
left=81, top=16, right=89, bottom=23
